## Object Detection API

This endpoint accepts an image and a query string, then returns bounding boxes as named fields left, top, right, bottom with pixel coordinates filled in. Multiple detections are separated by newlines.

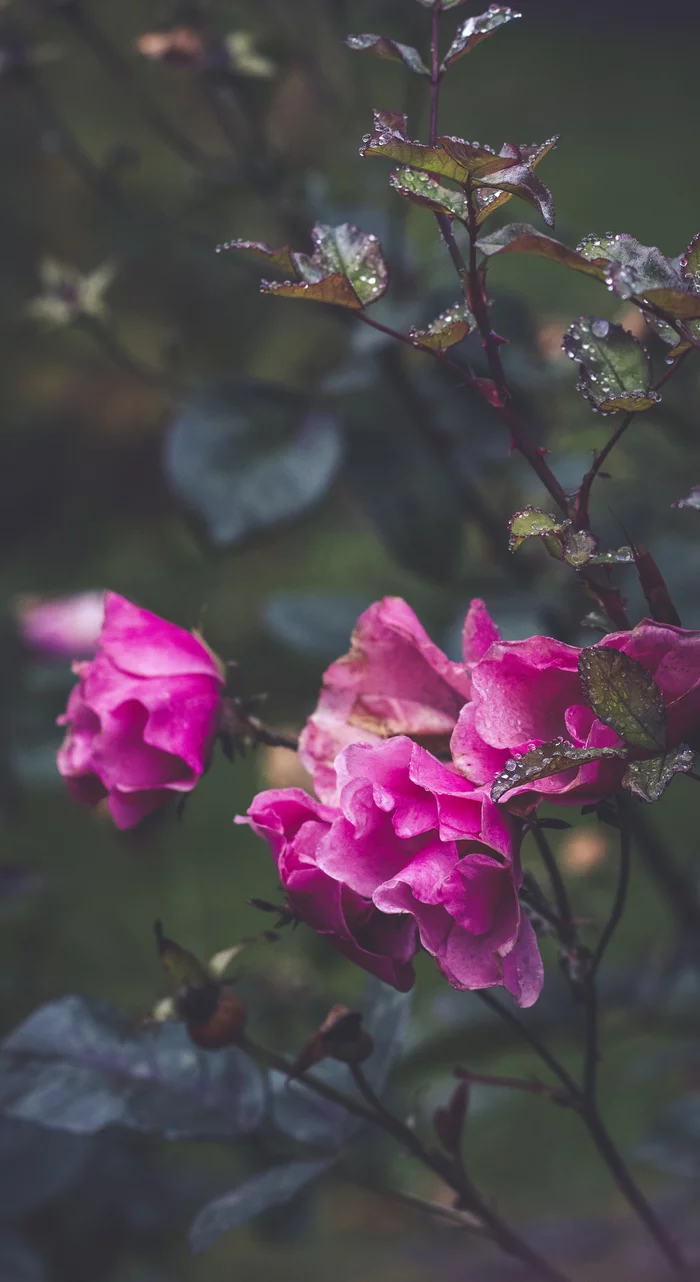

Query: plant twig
left=530, top=822, right=577, bottom=950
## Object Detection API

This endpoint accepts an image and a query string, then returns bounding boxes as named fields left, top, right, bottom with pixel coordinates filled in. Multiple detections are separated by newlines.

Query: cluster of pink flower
left=55, top=592, right=700, bottom=1006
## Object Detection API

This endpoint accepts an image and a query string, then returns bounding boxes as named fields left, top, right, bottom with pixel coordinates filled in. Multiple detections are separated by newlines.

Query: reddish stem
left=429, top=1, right=442, bottom=146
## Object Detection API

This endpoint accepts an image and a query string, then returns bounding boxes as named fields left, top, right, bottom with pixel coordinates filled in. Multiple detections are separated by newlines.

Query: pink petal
left=99, top=592, right=224, bottom=681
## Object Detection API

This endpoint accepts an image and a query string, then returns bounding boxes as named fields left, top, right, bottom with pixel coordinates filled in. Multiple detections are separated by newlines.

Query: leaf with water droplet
left=589, top=546, right=634, bottom=564
left=508, top=508, right=600, bottom=567
left=475, top=223, right=608, bottom=279
left=390, top=168, right=469, bottom=221
left=290, top=224, right=388, bottom=306
left=473, top=161, right=555, bottom=227
left=681, top=231, right=700, bottom=290
left=361, top=113, right=511, bottom=182
left=491, top=741, right=627, bottom=803
left=216, top=240, right=295, bottom=275
left=578, top=647, right=667, bottom=752
left=622, top=745, right=694, bottom=803
left=673, top=485, right=700, bottom=510
left=562, top=317, right=659, bottom=414
left=345, top=34, right=429, bottom=75
left=578, top=233, right=700, bottom=319
left=508, top=507, right=567, bottom=552
left=409, top=302, right=474, bottom=350
left=442, top=5, right=522, bottom=69
left=262, top=274, right=362, bottom=308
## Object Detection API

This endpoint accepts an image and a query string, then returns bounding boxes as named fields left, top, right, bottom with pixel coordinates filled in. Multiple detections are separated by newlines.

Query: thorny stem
left=575, top=348, right=691, bottom=528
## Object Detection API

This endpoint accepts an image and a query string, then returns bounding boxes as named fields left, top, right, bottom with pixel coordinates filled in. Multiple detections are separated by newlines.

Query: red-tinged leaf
left=471, top=140, right=557, bottom=226
left=627, top=538, right=681, bottom=626
left=361, top=112, right=502, bottom=183
left=623, top=746, right=694, bottom=803
left=390, top=168, right=469, bottom=221
left=216, top=239, right=295, bottom=274
left=491, top=741, right=627, bottom=802
left=261, top=274, right=363, bottom=309
left=434, top=1080, right=469, bottom=1154
left=442, top=5, right=522, bottom=69
left=474, top=164, right=555, bottom=227
left=438, top=136, right=517, bottom=177
left=292, top=223, right=388, bottom=305
left=681, top=231, right=700, bottom=290
left=562, top=317, right=658, bottom=414
left=642, top=289, right=700, bottom=321
left=345, top=34, right=428, bottom=75
left=410, top=302, right=473, bottom=350
left=475, top=223, right=608, bottom=281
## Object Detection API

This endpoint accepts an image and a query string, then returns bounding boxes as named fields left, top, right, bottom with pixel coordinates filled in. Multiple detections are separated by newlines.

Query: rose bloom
left=15, top=590, right=105, bottom=660
left=453, top=613, right=700, bottom=806
left=245, top=736, right=542, bottom=1006
left=299, top=596, right=498, bottom=804
left=57, top=593, right=225, bottom=829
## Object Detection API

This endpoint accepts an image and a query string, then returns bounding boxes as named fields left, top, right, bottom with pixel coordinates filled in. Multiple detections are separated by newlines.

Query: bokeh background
left=3, top=1, right=700, bottom=1279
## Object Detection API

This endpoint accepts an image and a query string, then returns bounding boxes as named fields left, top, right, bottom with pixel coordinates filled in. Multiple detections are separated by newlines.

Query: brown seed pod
left=186, top=988, right=248, bottom=1050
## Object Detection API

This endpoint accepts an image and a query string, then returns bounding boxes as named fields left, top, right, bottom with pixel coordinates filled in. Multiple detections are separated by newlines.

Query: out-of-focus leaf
left=491, top=742, right=626, bottom=802
left=416, top=0, right=475, bottom=8
left=476, top=223, right=608, bottom=280
left=0, top=865, right=42, bottom=915
left=0, top=997, right=265, bottom=1140
left=508, top=508, right=567, bottom=552
left=673, top=486, right=700, bottom=510
left=589, top=547, right=634, bottom=564
left=361, top=980, right=412, bottom=1094
left=390, top=167, right=469, bottom=221
left=0, top=1118, right=90, bottom=1219
left=442, top=5, right=522, bottom=68
left=188, top=1158, right=333, bottom=1254
left=409, top=302, right=473, bottom=350
left=578, top=647, right=667, bottom=752
left=638, top=1093, right=700, bottom=1178
left=216, top=239, right=295, bottom=274
left=345, top=34, right=428, bottom=75
left=343, top=400, right=464, bottom=582
left=622, top=745, right=694, bottom=803
left=164, top=381, right=341, bottom=547
left=562, top=317, right=659, bottom=414
left=0, top=1233, right=45, bottom=1282
left=263, top=591, right=374, bottom=659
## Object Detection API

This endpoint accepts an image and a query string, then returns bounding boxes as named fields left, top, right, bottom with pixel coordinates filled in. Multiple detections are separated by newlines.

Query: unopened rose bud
left=292, top=1004, right=373, bottom=1076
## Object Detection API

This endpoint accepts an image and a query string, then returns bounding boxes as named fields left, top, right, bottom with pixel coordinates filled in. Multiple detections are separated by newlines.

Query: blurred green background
left=3, top=1, right=700, bottom=1279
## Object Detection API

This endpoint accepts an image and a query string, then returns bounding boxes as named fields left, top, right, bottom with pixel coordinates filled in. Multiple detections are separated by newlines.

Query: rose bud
left=292, top=1004, right=373, bottom=1076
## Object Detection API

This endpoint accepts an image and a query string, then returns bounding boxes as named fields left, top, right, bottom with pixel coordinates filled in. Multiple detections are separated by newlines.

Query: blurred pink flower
left=15, top=590, right=105, bottom=660
left=245, top=735, right=542, bottom=1006
left=453, top=614, right=700, bottom=806
left=57, top=592, right=224, bottom=829
left=299, top=596, right=497, bottom=804
left=242, top=788, right=417, bottom=991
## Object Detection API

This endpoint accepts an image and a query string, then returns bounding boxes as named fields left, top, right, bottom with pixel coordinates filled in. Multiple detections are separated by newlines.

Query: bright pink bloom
left=299, top=597, right=496, bottom=803
left=57, top=592, right=225, bottom=829
left=453, top=614, right=700, bottom=806
left=244, top=736, right=543, bottom=1006
left=242, top=788, right=418, bottom=991
left=15, top=590, right=105, bottom=660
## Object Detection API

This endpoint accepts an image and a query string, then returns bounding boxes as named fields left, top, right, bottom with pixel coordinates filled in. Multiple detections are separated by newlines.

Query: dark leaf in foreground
left=578, top=647, right=667, bottom=752
left=164, top=381, right=341, bottom=547
left=189, top=1158, right=334, bottom=1254
left=562, top=317, right=658, bottom=414
left=345, top=34, right=428, bottom=75
left=0, top=1117, right=90, bottom=1217
left=0, top=996, right=265, bottom=1140
left=622, top=746, right=694, bottom=803
left=491, top=742, right=626, bottom=802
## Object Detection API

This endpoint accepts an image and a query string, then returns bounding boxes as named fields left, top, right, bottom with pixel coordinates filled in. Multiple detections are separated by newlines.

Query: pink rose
left=57, top=592, right=225, bottom=829
left=15, top=590, right=105, bottom=660
left=299, top=596, right=497, bottom=804
left=245, top=736, right=543, bottom=1006
left=453, top=613, right=700, bottom=806
left=242, top=788, right=418, bottom=991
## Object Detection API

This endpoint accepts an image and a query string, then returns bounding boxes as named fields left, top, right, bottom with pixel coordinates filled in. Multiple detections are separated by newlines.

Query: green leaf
left=562, top=317, right=659, bottom=414
left=508, top=507, right=567, bottom=552
left=590, top=546, right=635, bottom=564
left=475, top=223, right=608, bottom=280
left=681, top=231, right=700, bottom=290
left=578, top=647, right=667, bottom=751
left=262, top=274, right=363, bottom=308
left=216, top=239, right=295, bottom=275
left=577, top=233, right=700, bottom=320
left=622, top=745, right=695, bottom=803
left=345, top=34, right=429, bottom=74
left=410, top=302, right=473, bottom=350
left=361, top=112, right=503, bottom=182
left=291, top=223, right=389, bottom=306
left=474, top=161, right=555, bottom=227
left=442, top=5, right=522, bottom=69
left=491, top=741, right=627, bottom=803
left=558, top=527, right=599, bottom=568
left=390, top=168, right=469, bottom=221
left=437, top=136, right=519, bottom=177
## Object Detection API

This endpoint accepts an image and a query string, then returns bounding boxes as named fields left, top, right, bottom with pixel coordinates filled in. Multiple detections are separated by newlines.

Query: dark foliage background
left=3, top=2, right=700, bottom=1280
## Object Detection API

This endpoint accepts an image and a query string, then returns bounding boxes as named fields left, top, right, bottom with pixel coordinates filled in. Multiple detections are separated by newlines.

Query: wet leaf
left=672, top=485, right=700, bottom=510
left=0, top=997, right=265, bottom=1140
left=409, top=302, right=473, bottom=350
left=562, top=317, right=659, bottom=414
left=261, top=274, right=362, bottom=308
left=508, top=507, right=567, bottom=552
left=558, top=527, right=599, bottom=568
left=345, top=34, right=428, bottom=74
left=589, top=546, right=634, bottom=564
left=578, top=647, right=667, bottom=751
left=577, top=233, right=700, bottom=319
left=622, top=745, right=694, bottom=803
left=390, top=167, right=469, bottom=221
left=474, top=165, right=555, bottom=227
left=189, top=1159, right=333, bottom=1253
left=491, top=742, right=626, bottom=803
left=361, top=112, right=501, bottom=182
left=442, top=5, right=522, bottom=69
left=437, top=136, right=519, bottom=177
left=475, top=223, right=608, bottom=280
left=164, top=381, right=341, bottom=547
left=472, top=140, right=557, bottom=225
left=681, top=231, right=700, bottom=289
left=216, top=239, right=295, bottom=274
